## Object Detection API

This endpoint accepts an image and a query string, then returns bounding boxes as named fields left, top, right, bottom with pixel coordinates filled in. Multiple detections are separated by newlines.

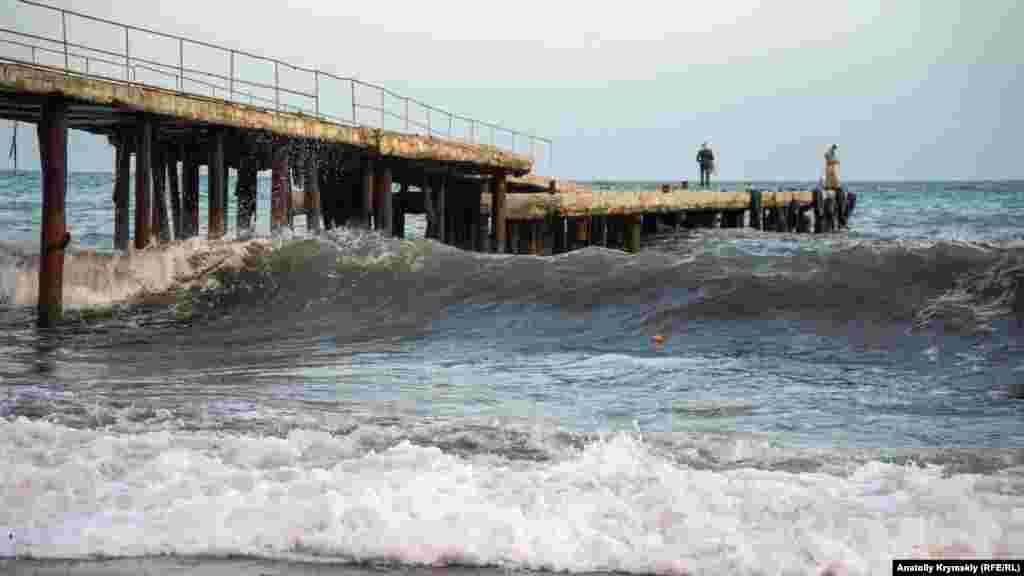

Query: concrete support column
left=168, top=147, right=181, bottom=240
left=305, top=149, right=321, bottom=233
left=812, top=188, right=824, bottom=234
left=393, top=183, right=407, bottom=238
left=493, top=172, right=507, bottom=253
left=271, top=138, right=290, bottom=233
left=182, top=144, right=200, bottom=238
left=153, top=144, right=170, bottom=243
left=36, top=96, right=68, bottom=327
left=375, top=163, right=393, bottom=235
left=625, top=214, right=642, bottom=253
left=113, top=133, right=130, bottom=250
left=208, top=130, right=225, bottom=240
left=476, top=182, right=488, bottom=252
left=133, top=115, right=152, bottom=249
left=359, top=157, right=374, bottom=229
left=749, top=189, right=762, bottom=230
left=437, top=175, right=447, bottom=244
left=236, top=153, right=258, bottom=235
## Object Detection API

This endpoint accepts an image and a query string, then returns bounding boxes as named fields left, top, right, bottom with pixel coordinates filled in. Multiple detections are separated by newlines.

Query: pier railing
left=1, top=0, right=553, bottom=172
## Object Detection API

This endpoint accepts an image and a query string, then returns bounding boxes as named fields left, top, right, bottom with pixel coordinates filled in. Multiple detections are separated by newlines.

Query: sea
left=0, top=172, right=1023, bottom=575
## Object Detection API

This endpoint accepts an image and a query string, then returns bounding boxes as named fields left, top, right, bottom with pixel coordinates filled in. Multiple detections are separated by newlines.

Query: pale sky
left=0, top=0, right=1020, bottom=180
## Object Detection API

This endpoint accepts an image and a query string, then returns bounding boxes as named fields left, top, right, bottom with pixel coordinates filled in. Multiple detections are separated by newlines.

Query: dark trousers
left=700, top=166, right=711, bottom=187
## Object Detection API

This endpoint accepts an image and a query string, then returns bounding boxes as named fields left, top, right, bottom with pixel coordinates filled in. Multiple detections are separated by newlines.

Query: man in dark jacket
left=697, top=142, right=714, bottom=187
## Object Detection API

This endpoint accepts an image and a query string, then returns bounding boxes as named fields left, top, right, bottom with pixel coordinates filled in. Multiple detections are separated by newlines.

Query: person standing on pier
left=697, top=142, right=715, bottom=188
left=824, top=144, right=840, bottom=190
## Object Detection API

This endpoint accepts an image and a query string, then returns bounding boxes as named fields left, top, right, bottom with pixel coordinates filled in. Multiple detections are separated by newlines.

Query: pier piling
left=182, top=143, right=199, bottom=239
left=113, top=132, right=130, bottom=250
left=305, top=149, right=321, bottom=232
left=494, top=172, right=507, bottom=253
left=375, top=164, right=393, bottom=235
left=153, top=144, right=170, bottom=243
left=168, top=147, right=181, bottom=240
left=625, top=214, right=642, bottom=253
left=208, top=130, right=226, bottom=240
left=37, top=96, right=67, bottom=327
left=134, top=116, right=152, bottom=249
left=749, top=189, right=762, bottom=230
left=271, top=138, right=290, bottom=233
left=236, top=153, right=258, bottom=234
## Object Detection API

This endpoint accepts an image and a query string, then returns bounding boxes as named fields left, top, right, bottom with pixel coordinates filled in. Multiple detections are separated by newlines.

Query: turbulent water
left=1, top=172, right=1023, bottom=575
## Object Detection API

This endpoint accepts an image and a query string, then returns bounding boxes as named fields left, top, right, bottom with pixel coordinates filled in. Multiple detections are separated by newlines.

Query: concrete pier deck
left=0, top=61, right=532, bottom=174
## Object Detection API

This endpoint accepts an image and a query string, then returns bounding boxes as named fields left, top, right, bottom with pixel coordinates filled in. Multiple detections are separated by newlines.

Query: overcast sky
left=0, top=0, right=1020, bottom=180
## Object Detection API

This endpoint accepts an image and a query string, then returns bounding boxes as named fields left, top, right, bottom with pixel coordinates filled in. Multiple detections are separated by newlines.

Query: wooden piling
left=474, top=183, right=486, bottom=251
left=133, top=116, right=152, bottom=249
left=494, top=172, right=507, bottom=253
left=36, top=96, right=67, bottom=327
left=168, top=147, right=181, bottom=240
left=749, top=189, right=762, bottom=230
left=208, top=130, right=226, bottom=240
left=305, top=151, right=321, bottom=233
left=824, top=195, right=836, bottom=233
left=774, top=206, right=788, bottom=233
left=271, top=138, right=290, bottom=233
left=437, top=175, right=447, bottom=244
left=153, top=145, right=170, bottom=243
left=625, top=214, right=642, bottom=253
left=236, top=154, right=258, bottom=234
left=113, top=133, right=130, bottom=250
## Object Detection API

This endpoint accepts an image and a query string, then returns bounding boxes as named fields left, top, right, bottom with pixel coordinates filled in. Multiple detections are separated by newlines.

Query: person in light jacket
left=824, top=144, right=840, bottom=190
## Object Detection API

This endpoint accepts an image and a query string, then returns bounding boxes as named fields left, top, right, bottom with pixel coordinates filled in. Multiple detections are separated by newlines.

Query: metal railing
left=1, top=0, right=553, bottom=171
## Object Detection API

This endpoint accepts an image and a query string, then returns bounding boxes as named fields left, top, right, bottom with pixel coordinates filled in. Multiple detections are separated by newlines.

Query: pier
left=0, top=1, right=853, bottom=326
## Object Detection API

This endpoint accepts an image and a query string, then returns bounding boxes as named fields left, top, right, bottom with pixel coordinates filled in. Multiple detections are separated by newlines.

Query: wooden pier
left=0, top=2, right=854, bottom=326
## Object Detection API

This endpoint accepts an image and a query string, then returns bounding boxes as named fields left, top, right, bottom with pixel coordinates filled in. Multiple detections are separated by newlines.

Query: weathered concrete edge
left=480, top=189, right=825, bottom=220
left=0, top=62, right=532, bottom=173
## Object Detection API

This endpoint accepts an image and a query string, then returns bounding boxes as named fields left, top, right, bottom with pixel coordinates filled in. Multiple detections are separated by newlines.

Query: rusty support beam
left=153, top=144, right=170, bottom=243
left=36, top=96, right=67, bottom=327
left=493, top=173, right=507, bottom=253
left=376, top=163, right=393, bottom=235
left=133, top=115, right=152, bottom=249
left=168, top=147, right=181, bottom=240
left=113, top=134, right=130, bottom=250
left=236, top=153, right=258, bottom=235
left=271, top=138, right=290, bottom=233
left=208, top=130, right=225, bottom=240
left=359, top=156, right=374, bottom=229
left=182, top=143, right=200, bottom=238
left=394, top=183, right=408, bottom=238
left=305, top=149, right=321, bottom=233
left=437, top=175, right=447, bottom=244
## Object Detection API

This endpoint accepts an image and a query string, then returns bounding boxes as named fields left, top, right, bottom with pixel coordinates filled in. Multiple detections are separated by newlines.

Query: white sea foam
left=3, top=238, right=272, bottom=308
left=1, top=418, right=1020, bottom=574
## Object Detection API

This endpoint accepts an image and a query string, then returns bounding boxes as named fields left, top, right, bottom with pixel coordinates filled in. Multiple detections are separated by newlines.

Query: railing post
left=61, top=10, right=68, bottom=71
left=84, top=56, right=89, bottom=76
left=404, top=97, right=409, bottom=132
left=274, top=61, right=279, bottom=111
left=124, top=25, right=129, bottom=81
left=448, top=114, right=452, bottom=138
left=351, top=81, right=357, bottom=125
left=229, top=50, right=235, bottom=102
left=31, top=46, right=36, bottom=64
left=380, top=88, right=385, bottom=129
left=426, top=109, right=431, bottom=137
left=177, top=38, right=183, bottom=91
left=314, top=71, right=320, bottom=117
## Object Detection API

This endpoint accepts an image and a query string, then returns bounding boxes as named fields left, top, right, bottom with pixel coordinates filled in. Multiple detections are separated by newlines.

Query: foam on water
left=1, top=418, right=1021, bottom=574
left=0, top=238, right=274, bottom=308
